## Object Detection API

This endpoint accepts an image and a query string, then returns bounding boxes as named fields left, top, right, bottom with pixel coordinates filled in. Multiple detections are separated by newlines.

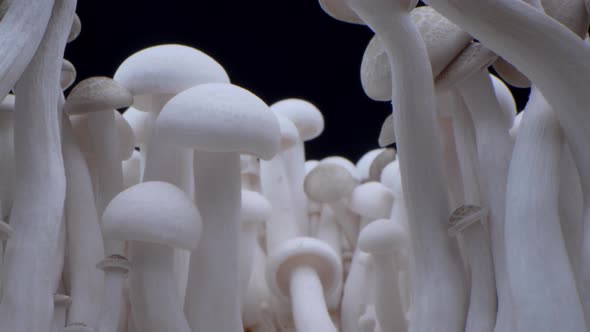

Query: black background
left=65, top=1, right=530, bottom=162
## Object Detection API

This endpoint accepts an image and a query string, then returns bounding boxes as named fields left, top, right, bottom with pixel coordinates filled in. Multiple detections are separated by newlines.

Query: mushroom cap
left=157, top=83, right=281, bottom=161
left=435, top=42, right=498, bottom=91
left=270, top=99, right=324, bottom=141
left=361, top=7, right=472, bottom=101
left=321, top=156, right=361, bottom=181
left=380, top=160, right=403, bottom=197
left=356, top=148, right=384, bottom=182
left=304, top=160, right=320, bottom=175
left=275, top=113, right=300, bottom=151
left=64, top=322, right=93, bottom=332
left=349, top=182, right=394, bottom=220
left=242, top=190, right=272, bottom=226
left=61, top=59, right=76, bottom=90
left=492, top=57, right=531, bottom=88
left=96, top=254, right=131, bottom=273
left=114, top=111, right=136, bottom=161
left=67, top=14, right=81, bottom=43
left=317, top=0, right=364, bottom=24
left=122, top=106, right=151, bottom=147
left=361, top=35, right=391, bottom=102
left=368, top=148, right=396, bottom=182
left=304, top=162, right=358, bottom=204
left=114, top=44, right=230, bottom=111
left=411, top=6, right=472, bottom=78
left=266, top=236, right=342, bottom=304
left=65, top=77, right=133, bottom=115
left=448, top=205, right=488, bottom=237
left=102, top=181, right=202, bottom=250
left=378, top=114, right=395, bottom=147
left=358, top=218, right=406, bottom=254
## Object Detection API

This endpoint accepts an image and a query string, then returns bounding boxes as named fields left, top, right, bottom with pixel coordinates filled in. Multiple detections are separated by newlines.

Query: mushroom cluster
left=0, top=1, right=588, bottom=332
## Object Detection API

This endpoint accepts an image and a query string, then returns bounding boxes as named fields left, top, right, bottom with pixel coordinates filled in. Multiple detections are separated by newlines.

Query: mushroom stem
left=0, top=0, right=54, bottom=102
left=185, top=151, right=242, bottom=332
left=289, top=265, right=337, bottom=332
left=457, top=69, right=514, bottom=331
left=260, top=155, right=300, bottom=252
left=0, top=1, right=73, bottom=331
left=423, top=0, right=590, bottom=315
left=505, top=88, right=585, bottom=331
left=369, top=253, right=406, bottom=332
left=96, top=257, right=130, bottom=332
left=129, top=242, right=190, bottom=332
left=282, top=141, right=310, bottom=234
left=345, top=4, right=467, bottom=330
left=62, top=115, right=105, bottom=327
left=87, top=110, right=125, bottom=255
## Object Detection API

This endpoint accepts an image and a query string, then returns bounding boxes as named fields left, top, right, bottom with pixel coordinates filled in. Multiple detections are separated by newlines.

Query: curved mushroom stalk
left=0, top=1, right=74, bottom=331
left=421, top=0, right=590, bottom=315
left=456, top=69, right=514, bottom=331
left=343, top=1, right=468, bottom=330
left=62, top=116, right=105, bottom=327
left=0, top=0, right=55, bottom=102
left=505, top=88, right=585, bottom=331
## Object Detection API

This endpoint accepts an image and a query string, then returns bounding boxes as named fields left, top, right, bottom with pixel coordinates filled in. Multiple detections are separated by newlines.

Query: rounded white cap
left=358, top=218, right=406, bottom=255
left=275, top=113, right=300, bottom=151
left=157, top=83, right=281, bottom=161
left=102, top=181, right=202, bottom=250
left=356, top=148, right=384, bottom=182
left=242, top=190, right=272, bottom=226
left=361, top=35, right=391, bottom=102
left=378, top=114, right=395, bottom=147
left=270, top=99, right=324, bottom=141
left=321, top=156, right=361, bottom=182
left=114, top=44, right=229, bottom=111
left=349, top=182, right=394, bottom=220
left=380, top=160, right=403, bottom=198
left=304, top=162, right=358, bottom=204
left=61, top=59, right=76, bottom=90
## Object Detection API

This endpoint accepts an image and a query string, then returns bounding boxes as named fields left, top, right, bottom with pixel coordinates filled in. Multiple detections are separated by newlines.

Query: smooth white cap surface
left=378, top=114, right=395, bottom=147
left=61, top=59, right=76, bottom=90
left=242, top=190, right=272, bottom=226
left=270, top=99, right=324, bottom=141
left=356, top=148, right=384, bottom=182
left=304, top=162, right=358, bottom=204
left=114, top=44, right=230, bottom=111
left=380, top=160, right=403, bottom=198
left=157, top=83, right=281, bottom=160
left=349, top=182, right=394, bottom=220
left=321, top=156, right=361, bottom=181
left=358, top=218, right=406, bottom=254
left=102, top=181, right=202, bottom=250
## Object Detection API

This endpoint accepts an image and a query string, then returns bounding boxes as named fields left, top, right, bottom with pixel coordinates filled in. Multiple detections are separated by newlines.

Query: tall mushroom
left=102, top=181, right=203, bottom=332
left=0, top=1, right=74, bottom=331
left=157, top=82, right=281, bottom=332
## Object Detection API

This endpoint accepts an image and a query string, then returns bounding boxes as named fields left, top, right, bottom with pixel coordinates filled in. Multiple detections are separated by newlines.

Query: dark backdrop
left=65, top=1, right=530, bottom=162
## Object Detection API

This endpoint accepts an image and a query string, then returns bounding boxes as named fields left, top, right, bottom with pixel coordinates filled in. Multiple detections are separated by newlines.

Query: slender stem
left=260, top=155, right=300, bottom=252
left=457, top=69, right=513, bottom=331
left=422, top=7, right=590, bottom=315
left=96, top=269, right=128, bottom=332
left=505, top=88, right=585, bottom=331
left=370, top=254, right=406, bottom=332
left=340, top=249, right=371, bottom=332
left=0, top=1, right=73, bottom=331
left=290, top=265, right=337, bottom=332
left=0, top=0, right=54, bottom=102
left=461, top=224, right=496, bottom=332
left=62, top=116, right=105, bottom=327
left=282, top=140, right=310, bottom=234
left=185, top=151, right=242, bottom=332
left=129, top=242, right=190, bottom=332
